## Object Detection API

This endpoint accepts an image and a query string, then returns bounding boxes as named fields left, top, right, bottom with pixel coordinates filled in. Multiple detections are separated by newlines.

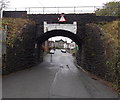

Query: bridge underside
left=37, top=30, right=82, bottom=46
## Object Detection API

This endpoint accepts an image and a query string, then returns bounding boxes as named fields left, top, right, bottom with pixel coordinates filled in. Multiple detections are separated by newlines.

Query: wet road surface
left=2, top=49, right=119, bottom=98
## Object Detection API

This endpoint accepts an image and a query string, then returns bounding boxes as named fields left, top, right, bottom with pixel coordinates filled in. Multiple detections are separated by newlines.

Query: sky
left=9, top=0, right=119, bottom=7
left=7, top=0, right=119, bottom=43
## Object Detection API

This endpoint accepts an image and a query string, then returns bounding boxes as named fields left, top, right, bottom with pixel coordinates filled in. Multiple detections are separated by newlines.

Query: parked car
left=49, top=49, right=55, bottom=54
left=61, top=49, right=66, bottom=53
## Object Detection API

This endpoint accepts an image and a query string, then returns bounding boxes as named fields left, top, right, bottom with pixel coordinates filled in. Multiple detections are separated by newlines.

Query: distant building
left=42, top=40, right=49, bottom=53
left=69, top=41, right=76, bottom=49
left=48, top=40, right=55, bottom=49
left=55, top=39, right=66, bottom=49
left=46, top=39, right=74, bottom=50
left=64, top=42, right=70, bottom=49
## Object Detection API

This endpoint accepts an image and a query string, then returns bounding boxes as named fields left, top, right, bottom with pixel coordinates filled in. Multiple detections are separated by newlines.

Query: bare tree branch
left=0, top=0, right=10, bottom=10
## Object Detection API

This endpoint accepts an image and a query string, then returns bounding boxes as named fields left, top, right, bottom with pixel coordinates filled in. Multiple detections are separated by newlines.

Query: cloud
left=9, top=0, right=118, bottom=7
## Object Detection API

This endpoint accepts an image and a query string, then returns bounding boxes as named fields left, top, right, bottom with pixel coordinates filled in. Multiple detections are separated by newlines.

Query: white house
left=69, top=41, right=76, bottom=49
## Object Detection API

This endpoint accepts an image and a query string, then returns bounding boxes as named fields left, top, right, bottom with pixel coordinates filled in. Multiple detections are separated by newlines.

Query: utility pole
left=0, top=0, right=4, bottom=18
left=0, top=1, right=3, bottom=99
left=0, top=0, right=3, bottom=59
left=65, top=37, right=67, bottom=50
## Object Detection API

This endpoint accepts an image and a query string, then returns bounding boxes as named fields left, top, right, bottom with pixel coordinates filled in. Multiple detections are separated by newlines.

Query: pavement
left=2, top=49, right=119, bottom=98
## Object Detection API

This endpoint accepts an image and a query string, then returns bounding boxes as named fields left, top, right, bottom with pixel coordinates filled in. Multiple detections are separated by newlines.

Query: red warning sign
left=58, top=15, right=66, bottom=22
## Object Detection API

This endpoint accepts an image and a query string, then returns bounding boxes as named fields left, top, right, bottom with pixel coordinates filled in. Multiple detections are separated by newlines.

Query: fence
left=4, top=6, right=104, bottom=14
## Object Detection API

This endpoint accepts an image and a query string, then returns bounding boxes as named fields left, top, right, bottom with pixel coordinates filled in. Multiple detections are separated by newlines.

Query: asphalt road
left=2, top=49, right=119, bottom=98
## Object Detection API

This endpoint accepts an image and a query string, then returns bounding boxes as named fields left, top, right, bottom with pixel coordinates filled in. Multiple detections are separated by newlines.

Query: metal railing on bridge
left=4, top=6, right=104, bottom=14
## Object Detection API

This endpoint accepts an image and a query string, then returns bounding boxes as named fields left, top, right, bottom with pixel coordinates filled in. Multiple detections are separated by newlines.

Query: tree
left=95, top=1, right=120, bottom=16
left=0, top=0, right=9, bottom=10
left=0, top=0, right=9, bottom=18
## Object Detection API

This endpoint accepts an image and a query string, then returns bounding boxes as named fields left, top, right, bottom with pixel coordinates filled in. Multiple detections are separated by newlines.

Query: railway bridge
left=1, top=7, right=119, bottom=98
left=2, top=9, right=118, bottom=77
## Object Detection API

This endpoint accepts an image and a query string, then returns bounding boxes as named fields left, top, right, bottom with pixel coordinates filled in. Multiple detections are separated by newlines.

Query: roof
left=55, top=39, right=66, bottom=42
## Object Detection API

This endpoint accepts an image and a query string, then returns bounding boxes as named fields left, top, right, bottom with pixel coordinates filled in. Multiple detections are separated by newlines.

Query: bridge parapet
left=44, top=21, right=77, bottom=34
left=4, top=6, right=103, bottom=14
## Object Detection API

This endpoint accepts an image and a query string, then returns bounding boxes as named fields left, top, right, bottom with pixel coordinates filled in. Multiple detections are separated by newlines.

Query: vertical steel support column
left=58, top=7, right=59, bottom=14
left=43, top=7, right=45, bottom=14
left=29, top=8, right=31, bottom=14
left=74, top=7, right=76, bottom=14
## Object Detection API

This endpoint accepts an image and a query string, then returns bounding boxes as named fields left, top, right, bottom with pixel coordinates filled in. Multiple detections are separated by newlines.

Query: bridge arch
left=37, top=29, right=82, bottom=46
left=36, top=24, right=107, bottom=78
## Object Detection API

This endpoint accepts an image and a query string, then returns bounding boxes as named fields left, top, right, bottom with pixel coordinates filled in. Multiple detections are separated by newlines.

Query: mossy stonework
left=76, top=24, right=106, bottom=77
left=76, top=22, right=119, bottom=92
left=2, top=18, right=37, bottom=74
left=99, top=21, right=120, bottom=92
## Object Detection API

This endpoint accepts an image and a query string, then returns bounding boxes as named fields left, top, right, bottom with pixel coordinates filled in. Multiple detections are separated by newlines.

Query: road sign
left=75, top=45, right=79, bottom=51
left=58, top=15, right=66, bottom=22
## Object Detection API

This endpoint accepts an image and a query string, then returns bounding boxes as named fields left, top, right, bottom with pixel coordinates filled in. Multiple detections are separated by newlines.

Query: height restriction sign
left=58, top=14, right=66, bottom=22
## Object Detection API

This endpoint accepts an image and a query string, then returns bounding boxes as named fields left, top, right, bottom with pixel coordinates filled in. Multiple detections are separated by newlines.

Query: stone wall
left=2, top=24, right=37, bottom=75
left=3, top=11, right=27, bottom=18
left=76, top=24, right=107, bottom=78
